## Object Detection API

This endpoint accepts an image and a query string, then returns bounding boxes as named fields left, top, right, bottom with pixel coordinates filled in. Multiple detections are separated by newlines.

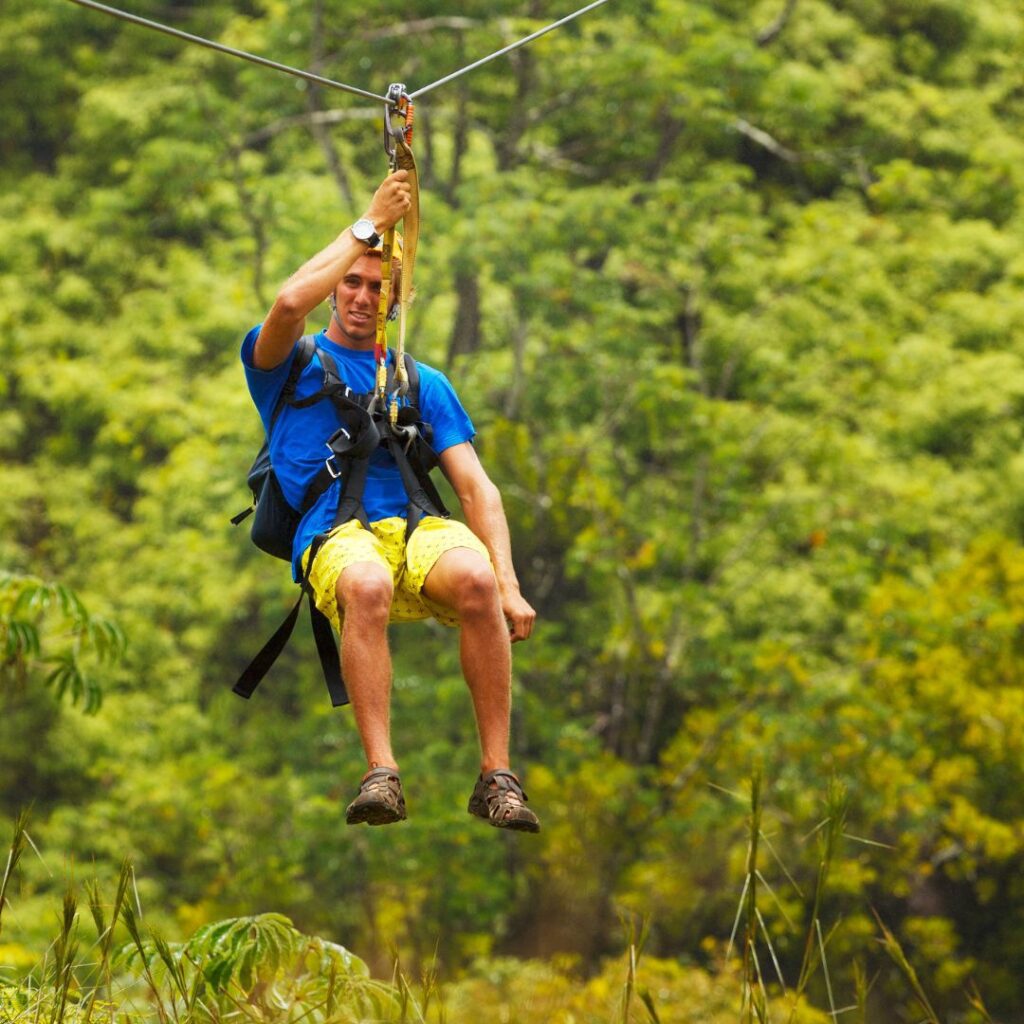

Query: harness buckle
left=324, top=432, right=350, bottom=479
left=392, top=421, right=418, bottom=452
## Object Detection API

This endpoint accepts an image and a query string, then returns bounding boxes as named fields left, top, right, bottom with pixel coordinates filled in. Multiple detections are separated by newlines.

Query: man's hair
left=366, top=252, right=413, bottom=310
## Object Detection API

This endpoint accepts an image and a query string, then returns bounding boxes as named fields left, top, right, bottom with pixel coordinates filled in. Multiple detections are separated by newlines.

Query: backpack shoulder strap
left=270, top=334, right=318, bottom=427
left=316, top=346, right=341, bottom=384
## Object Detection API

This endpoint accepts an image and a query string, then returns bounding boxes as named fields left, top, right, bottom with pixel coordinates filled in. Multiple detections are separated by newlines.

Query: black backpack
left=231, top=335, right=319, bottom=561
left=231, top=335, right=448, bottom=707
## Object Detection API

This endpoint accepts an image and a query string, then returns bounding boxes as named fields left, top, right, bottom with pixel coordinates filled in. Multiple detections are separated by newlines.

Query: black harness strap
left=233, top=532, right=347, bottom=706
left=233, top=589, right=305, bottom=699
left=310, top=596, right=347, bottom=707
left=384, top=432, right=448, bottom=536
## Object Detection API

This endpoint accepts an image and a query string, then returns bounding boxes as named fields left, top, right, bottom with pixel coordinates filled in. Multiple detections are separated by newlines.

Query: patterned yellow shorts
left=301, top=516, right=492, bottom=633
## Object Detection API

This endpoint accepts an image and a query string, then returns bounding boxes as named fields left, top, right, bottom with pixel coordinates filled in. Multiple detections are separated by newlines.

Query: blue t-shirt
left=241, top=326, right=475, bottom=579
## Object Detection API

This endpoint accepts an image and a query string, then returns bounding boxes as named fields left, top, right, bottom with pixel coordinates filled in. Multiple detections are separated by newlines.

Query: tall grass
left=786, top=778, right=849, bottom=1022
left=619, top=915, right=660, bottom=1024
left=0, top=791, right=992, bottom=1023
left=0, top=808, right=29, bottom=941
left=873, top=912, right=939, bottom=1024
left=722, top=773, right=977, bottom=1023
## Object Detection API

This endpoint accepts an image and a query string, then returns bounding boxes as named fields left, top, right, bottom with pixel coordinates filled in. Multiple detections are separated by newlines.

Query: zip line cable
left=64, top=0, right=389, bottom=103
left=409, top=0, right=612, bottom=99
left=63, top=0, right=611, bottom=106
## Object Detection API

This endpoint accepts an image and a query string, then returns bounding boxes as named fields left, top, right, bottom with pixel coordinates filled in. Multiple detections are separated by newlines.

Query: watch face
left=353, top=219, right=376, bottom=242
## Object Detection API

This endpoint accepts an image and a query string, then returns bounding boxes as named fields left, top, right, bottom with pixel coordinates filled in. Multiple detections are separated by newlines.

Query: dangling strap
left=232, top=535, right=349, bottom=706
left=232, top=590, right=305, bottom=700
left=302, top=533, right=347, bottom=706
left=310, top=598, right=347, bottom=707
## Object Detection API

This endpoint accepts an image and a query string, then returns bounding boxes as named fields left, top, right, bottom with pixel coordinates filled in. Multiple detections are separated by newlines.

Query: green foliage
left=116, top=909, right=400, bottom=1022
left=3, top=0, right=1024, bottom=1018
left=0, top=572, right=125, bottom=712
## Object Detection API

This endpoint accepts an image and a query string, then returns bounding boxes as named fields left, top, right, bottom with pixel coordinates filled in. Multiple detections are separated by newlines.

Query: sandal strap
left=360, top=766, right=401, bottom=791
left=467, top=769, right=540, bottom=832
left=479, top=769, right=529, bottom=802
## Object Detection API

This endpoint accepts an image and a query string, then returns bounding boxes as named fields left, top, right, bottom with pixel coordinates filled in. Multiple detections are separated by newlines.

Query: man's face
left=332, top=254, right=383, bottom=343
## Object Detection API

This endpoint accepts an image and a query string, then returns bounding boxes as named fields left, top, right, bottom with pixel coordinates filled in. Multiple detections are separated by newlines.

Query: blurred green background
left=3, top=0, right=1024, bottom=1019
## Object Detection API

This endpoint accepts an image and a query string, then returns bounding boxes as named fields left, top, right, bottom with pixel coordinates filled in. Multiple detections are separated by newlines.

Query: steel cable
left=64, top=0, right=613, bottom=106
left=64, top=0, right=389, bottom=103
left=409, top=0, right=613, bottom=99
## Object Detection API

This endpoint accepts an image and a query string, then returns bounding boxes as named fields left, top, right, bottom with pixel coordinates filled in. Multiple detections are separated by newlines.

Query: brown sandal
left=345, top=766, right=407, bottom=826
left=468, top=769, right=540, bottom=833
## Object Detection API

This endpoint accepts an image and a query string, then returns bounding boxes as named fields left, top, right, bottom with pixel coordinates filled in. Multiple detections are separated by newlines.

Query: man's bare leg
left=421, top=547, right=511, bottom=773
left=337, top=563, right=398, bottom=770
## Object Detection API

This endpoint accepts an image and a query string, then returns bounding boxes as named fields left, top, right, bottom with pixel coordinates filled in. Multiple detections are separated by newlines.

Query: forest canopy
left=2, top=0, right=1024, bottom=1019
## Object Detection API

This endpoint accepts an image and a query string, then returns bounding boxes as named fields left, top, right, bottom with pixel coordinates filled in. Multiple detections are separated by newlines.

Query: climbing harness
left=228, top=67, right=445, bottom=705
left=231, top=337, right=449, bottom=706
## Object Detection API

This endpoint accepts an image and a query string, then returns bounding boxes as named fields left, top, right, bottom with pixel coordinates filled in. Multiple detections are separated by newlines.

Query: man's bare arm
left=252, top=170, right=412, bottom=370
left=439, top=442, right=536, bottom=642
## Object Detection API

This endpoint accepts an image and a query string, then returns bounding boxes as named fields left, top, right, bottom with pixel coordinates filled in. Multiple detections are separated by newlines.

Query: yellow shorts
left=302, top=516, right=491, bottom=633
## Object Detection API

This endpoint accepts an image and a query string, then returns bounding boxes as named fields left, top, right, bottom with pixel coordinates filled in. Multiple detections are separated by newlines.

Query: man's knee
left=337, top=566, right=393, bottom=623
left=450, top=561, right=500, bottom=618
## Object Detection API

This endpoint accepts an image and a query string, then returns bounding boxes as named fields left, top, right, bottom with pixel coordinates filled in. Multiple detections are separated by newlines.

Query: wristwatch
left=351, top=218, right=381, bottom=247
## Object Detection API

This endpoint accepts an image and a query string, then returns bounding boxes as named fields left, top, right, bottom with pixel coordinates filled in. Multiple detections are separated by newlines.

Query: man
left=241, top=170, right=540, bottom=832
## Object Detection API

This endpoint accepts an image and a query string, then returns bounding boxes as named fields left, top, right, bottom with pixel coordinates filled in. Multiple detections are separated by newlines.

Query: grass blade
left=0, top=810, right=30, bottom=939
left=873, top=911, right=939, bottom=1024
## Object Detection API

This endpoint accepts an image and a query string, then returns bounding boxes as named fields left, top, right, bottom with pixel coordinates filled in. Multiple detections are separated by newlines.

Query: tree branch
left=732, top=118, right=800, bottom=163
left=243, top=108, right=376, bottom=147
left=756, top=0, right=799, bottom=47
left=522, top=141, right=599, bottom=178
left=360, top=16, right=479, bottom=41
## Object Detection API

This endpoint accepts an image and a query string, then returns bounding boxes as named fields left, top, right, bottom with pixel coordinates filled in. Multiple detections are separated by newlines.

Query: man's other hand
left=502, top=589, right=536, bottom=643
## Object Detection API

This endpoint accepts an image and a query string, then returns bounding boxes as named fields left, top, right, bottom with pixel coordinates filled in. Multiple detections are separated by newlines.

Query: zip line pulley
left=383, top=83, right=414, bottom=168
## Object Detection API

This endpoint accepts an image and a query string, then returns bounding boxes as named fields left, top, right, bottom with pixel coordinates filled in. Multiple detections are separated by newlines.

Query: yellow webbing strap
left=373, top=227, right=395, bottom=402
left=390, top=135, right=418, bottom=424
left=389, top=128, right=417, bottom=423
left=374, top=89, right=418, bottom=419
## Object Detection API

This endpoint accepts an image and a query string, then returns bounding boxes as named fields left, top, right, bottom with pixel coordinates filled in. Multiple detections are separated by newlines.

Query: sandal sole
left=468, top=806, right=540, bottom=833
left=346, top=802, right=406, bottom=826
left=496, top=817, right=540, bottom=833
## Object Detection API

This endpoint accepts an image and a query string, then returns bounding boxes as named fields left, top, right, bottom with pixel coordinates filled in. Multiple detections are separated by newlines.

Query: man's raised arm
left=252, top=170, right=412, bottom=370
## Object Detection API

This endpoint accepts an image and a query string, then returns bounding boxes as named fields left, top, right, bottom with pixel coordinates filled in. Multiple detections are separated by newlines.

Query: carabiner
left=383, top=82, right=414, bottom=165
